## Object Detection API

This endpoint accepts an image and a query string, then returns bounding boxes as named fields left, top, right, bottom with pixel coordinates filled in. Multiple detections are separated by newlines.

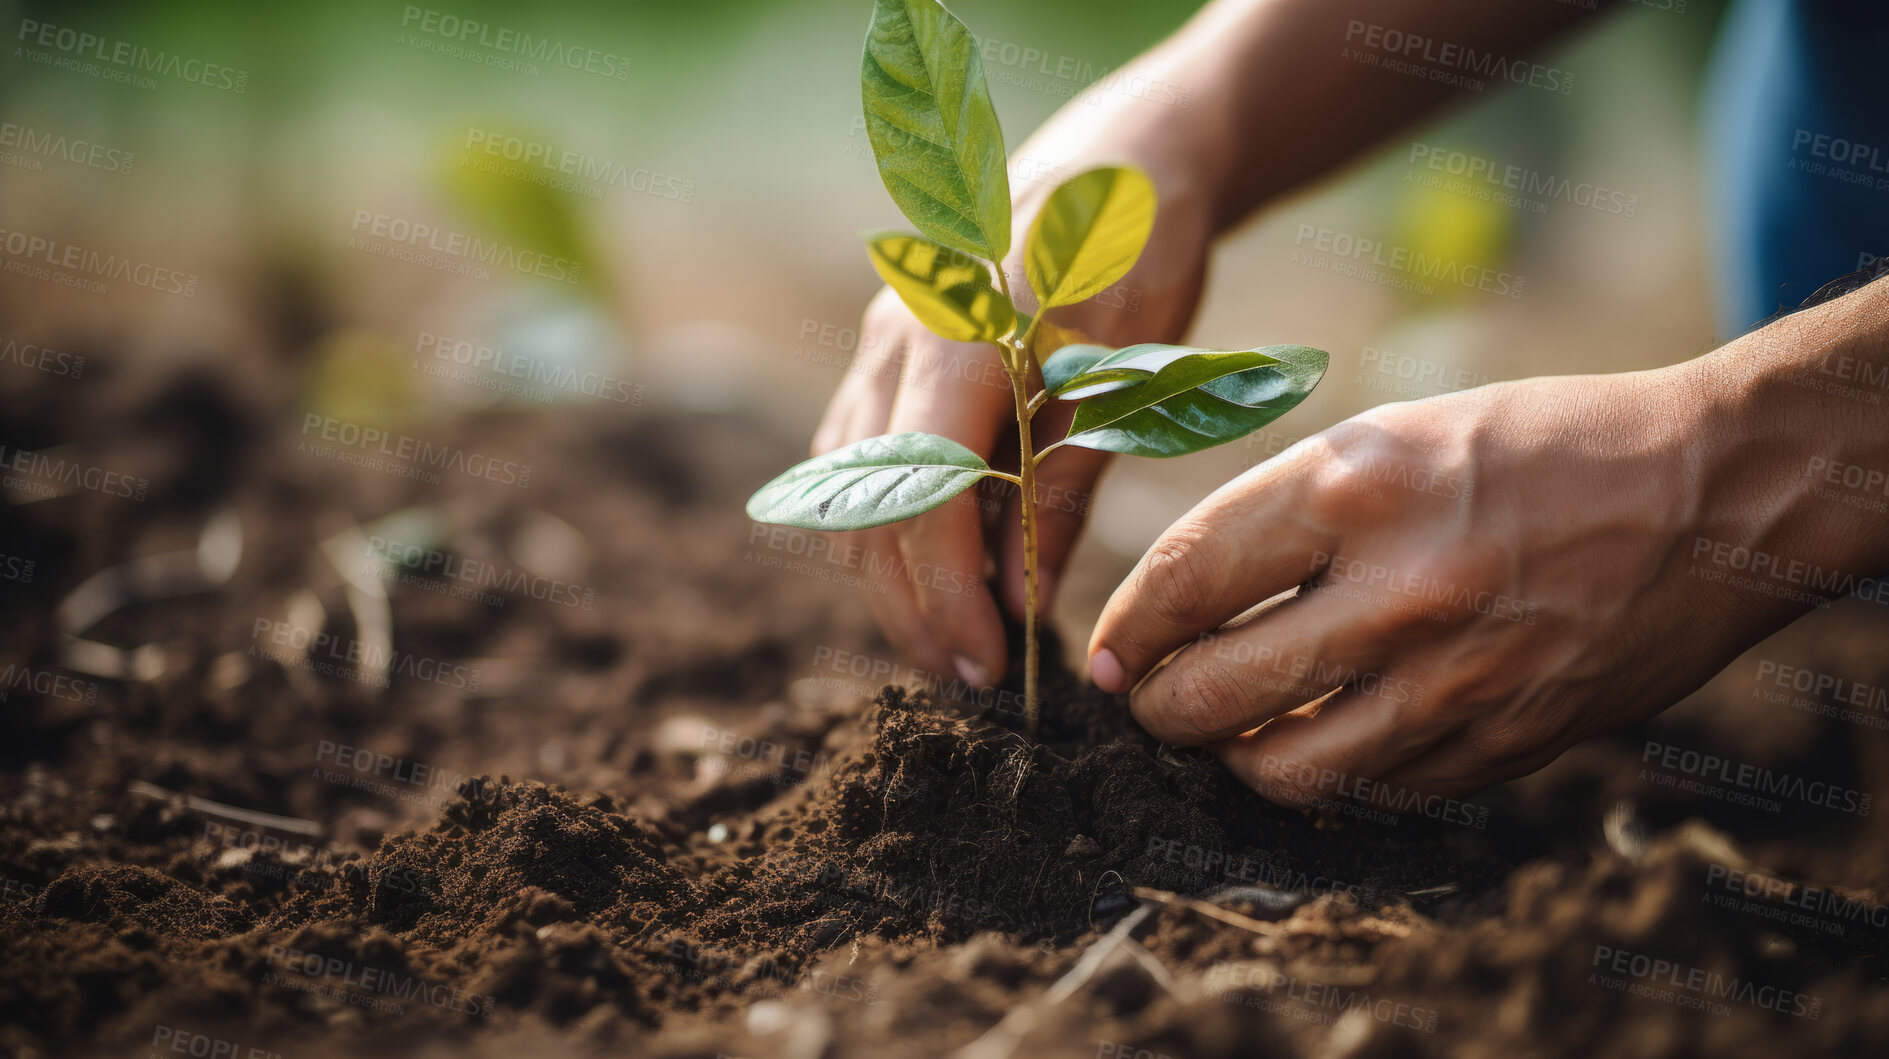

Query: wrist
left=1676, top=280, right=1889, bottom=604
left=1004, top=9, right=1244, bottom=242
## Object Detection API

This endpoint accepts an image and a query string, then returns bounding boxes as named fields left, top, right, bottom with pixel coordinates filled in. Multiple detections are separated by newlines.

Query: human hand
left=1087, top=342, right=1884, bottom=807
left=810, top=91, right=1216, bottom=687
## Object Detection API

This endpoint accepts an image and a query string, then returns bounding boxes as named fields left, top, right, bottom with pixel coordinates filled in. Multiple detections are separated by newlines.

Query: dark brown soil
left=4, top=363, right=1889, bottom=1058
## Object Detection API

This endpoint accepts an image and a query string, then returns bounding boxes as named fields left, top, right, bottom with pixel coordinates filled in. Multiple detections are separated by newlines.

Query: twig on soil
left=57, top=507, right=243, bottom=683
left=1603, top=799, right=1649, bottom=864
left=128, top=779, right=322, bottom=837
left=1005, top=746, right=1032, bottom=801
left=950, top=903, right=1153, bottom=1059
left=970, top=720, right=1068, bottom=766
left=1130, top=886, right=1287, bottom=937
left=1136, top=886, right=1421, bottom=949
left=1119, top=938, right=1179, bottom=996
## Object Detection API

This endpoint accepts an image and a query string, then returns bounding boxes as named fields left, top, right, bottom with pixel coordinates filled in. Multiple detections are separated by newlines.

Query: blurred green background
left=0, top=0, right=1729, bottom=631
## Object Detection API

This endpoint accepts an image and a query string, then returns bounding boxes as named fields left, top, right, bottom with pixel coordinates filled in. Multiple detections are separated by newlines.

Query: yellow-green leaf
left=441, top=124, right=596, bottom=292
left=1025, top=166, right=1156, bottom=310
left=866, top=231, right=1016, bottom=343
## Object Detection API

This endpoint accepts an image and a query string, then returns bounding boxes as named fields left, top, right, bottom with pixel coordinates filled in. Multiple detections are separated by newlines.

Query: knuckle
left=1351, top=585, right=1432, bottom=640
left=862, top=285, right=909, bottom=332
left=1406, top=658, right=1502, bottom=728
left=1463, top=714, right=1539, bottom=763
left=1309, top=565, right=1422, bottom=640
left=1137, top=524, right=1217, bottom=631
left=859, top=306, right=916, bottom=369
left=1395, top=687, right=1462, bottom=742
left=1155, top=662, right=1254, bottom=742
left=1296, top=414, right=1439, bottom=529
left=1314, top=544, right=1506, bottom=635
left=1414, top=546, right=1507, bottom=625
left=1302, top=454, right=1399, bottom=528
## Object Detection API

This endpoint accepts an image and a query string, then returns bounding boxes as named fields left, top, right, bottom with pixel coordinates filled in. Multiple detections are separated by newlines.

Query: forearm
left=1027, top=0, right=1605, bottom=233
left=1680, top=276, right=1889, bottom=605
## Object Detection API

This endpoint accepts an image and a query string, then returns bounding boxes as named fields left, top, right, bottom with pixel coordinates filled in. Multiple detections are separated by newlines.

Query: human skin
left=812, top=0, right=1600, bottom=689
left=1089, top=278, right=1889, bottom=805
left=813, top=0, right=1889, bottom=805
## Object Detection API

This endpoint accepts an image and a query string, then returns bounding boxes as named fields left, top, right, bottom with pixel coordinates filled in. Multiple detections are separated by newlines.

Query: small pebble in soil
left=707, top=823, right=729, bottom=843
left=1091, top=890, right=1134, bottom=918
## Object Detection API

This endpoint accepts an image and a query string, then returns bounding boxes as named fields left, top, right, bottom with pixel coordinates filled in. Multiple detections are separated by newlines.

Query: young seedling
left=749, top=0, right=1328, bottom=733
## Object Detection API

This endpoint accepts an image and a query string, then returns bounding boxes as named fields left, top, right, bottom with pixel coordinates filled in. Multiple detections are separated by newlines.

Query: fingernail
left=1090, top=648, right=1125, bottom=693
left=953, top=653, right=991, bottom=688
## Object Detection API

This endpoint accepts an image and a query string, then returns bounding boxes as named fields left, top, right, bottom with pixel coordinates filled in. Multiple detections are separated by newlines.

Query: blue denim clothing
left=1705, top=0, right=1889, bottom=337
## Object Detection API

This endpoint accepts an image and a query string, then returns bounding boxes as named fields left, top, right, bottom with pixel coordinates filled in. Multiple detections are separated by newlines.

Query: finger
left=886, top=337, right=1015, bottom=686
left=810, top=302, right=932, bottom=673
left=1089, top=457, right=1337, bottom=694
left=811, top=294, right=908, bottom=455
left=999, top=401, right=1109, bottom=622
left=853, top=526, right=955, bottom=677
left=1375, top=729, right=1558, bottom=803
left=814, top=361, right=898, bottom=455
left=1208, top=684, right=1446, bottom=811
left=1369, top=741, right=1496, bottom=803
left=1128, top=585, right=1404, bottom=744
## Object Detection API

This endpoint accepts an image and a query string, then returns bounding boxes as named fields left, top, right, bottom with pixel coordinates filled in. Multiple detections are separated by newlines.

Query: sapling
left=748, top=0, right=1329, bottom=733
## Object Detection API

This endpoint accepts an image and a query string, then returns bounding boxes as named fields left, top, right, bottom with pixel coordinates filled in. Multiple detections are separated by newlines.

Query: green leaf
left=1041, top=343, right=1111, bottom=395
left=1046, top=343, right=1280, bottom=403
left=866, top=231, right=1016, bottom=343
left=747, top=432, right=994, bottom=531
left=1061, top=345, right=1329, bottom=458
left=1026, top=167, right=1156, bottom=309
left=862, top=0, right=1011, bottom=260
left=1043, top=342, right=1260, bottom=401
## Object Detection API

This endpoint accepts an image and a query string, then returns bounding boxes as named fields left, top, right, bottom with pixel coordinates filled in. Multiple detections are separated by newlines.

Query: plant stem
left=1009, top=362, right=1041, bottom=736
left=993, top=266, right=1041, bottom=735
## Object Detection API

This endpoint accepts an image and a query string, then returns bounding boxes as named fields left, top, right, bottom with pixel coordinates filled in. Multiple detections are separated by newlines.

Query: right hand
left=810, top=97, right=1219, bottom=688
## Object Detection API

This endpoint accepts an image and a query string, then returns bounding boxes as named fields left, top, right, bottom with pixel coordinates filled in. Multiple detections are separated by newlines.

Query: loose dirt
left=3, top=368, right=1888, bottom=1057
